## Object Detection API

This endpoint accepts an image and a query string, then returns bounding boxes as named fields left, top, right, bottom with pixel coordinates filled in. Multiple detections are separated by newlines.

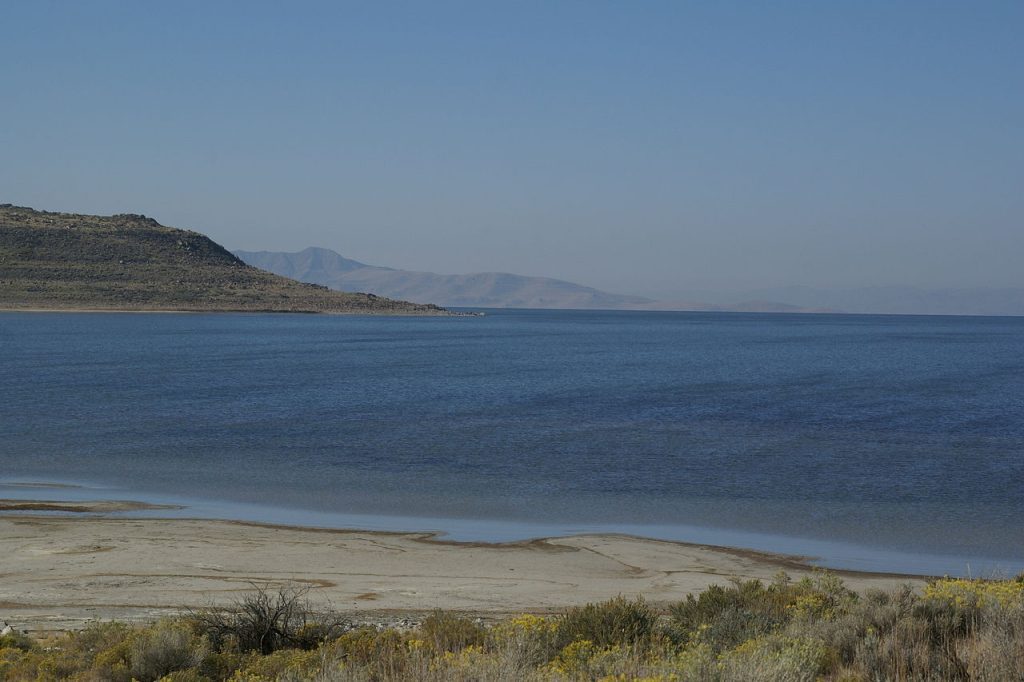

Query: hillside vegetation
left=2, top=574, right=1023, bottom=680
left=0, top=205, right=446, bottom=314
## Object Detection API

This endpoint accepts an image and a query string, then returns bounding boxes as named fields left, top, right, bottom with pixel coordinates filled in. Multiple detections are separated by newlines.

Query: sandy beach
left=0, top=505, right=924, bottom=633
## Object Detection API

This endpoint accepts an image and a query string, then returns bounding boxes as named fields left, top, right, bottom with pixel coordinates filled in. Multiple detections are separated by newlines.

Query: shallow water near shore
left=2, top=309, right=1022, bottom=576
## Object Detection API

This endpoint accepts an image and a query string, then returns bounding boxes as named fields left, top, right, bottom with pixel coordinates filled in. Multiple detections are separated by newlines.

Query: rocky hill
left=0, top=205, right=446, bottom=314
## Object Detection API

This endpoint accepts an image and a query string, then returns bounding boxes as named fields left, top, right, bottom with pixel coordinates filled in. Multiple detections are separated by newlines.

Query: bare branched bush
left=189, top=584, right=350, bottom=654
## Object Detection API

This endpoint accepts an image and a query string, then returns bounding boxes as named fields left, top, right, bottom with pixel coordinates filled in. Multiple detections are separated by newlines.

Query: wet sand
left=0, top=509, right=924, bottom=632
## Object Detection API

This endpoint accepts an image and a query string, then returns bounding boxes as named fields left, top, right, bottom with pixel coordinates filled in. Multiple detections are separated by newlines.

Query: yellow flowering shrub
left=497, top=613, right=558, bottom=637
left=785, top=592, right=830, bottom=619
left=923, top=578, right=1024, bottom=608
left=228, top=647, right=321, bottom=680
left=0, top=647, right=42, bottom=681
left=331, top=626, right=408, bottom=665
left=549, top=638, right=598, bottom=676
left=433, top=643, right=487, bottom=671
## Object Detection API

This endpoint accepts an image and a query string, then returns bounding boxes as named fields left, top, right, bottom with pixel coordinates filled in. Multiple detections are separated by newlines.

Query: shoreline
left=220, top=518, right=935, bottom=582
left=0, top=481, right=1014, bottom=576
left=0, top=507, right=926, bottom=633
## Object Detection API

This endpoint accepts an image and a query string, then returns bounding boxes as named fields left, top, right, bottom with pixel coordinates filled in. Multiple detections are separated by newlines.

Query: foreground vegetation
left=2, top=573, right=1023, bottom=681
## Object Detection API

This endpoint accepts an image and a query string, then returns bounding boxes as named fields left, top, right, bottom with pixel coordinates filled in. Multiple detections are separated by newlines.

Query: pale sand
left=0, top=513, right=926, bottom=633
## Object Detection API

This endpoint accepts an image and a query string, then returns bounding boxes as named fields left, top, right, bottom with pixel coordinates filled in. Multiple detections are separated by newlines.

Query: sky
left=2, top=1, right=1022, bottom=298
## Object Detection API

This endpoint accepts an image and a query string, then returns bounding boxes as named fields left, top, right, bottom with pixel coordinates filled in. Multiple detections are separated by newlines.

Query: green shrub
left=964, top=601, right=1024, bottom=680
left=128, top=619, right=208, bottom=682
left=668, top=572, right=856, bottom=653
left=720, top=634, right=831, bottom=682
left=36, top=621, right=134, bottom=681
left=0, top=646, right=44, bottom=681
left=555, top=596, right=657, bottom=649
left=196, top=649, right=246, bottom=681
left=669, top=578, right=789, bottom=650
left=0, top=632, right=34, bottom=653
left=419, top=610, right=486, bottom=654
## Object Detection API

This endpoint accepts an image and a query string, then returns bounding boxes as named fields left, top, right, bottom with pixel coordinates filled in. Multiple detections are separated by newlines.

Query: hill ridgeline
left=0, top=205, right=447, bottom=314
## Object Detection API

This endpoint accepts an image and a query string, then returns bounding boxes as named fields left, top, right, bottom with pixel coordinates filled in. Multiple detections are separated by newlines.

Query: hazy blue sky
left=3, top=1, right=1021, bottom=297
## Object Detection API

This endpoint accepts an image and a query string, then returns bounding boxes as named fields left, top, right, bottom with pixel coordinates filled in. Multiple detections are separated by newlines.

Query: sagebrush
left=2, top=575, right=1023, bottom=681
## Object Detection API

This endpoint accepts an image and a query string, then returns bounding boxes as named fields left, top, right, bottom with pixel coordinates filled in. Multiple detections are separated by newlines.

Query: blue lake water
left=1, top=309, right=1022, bottom=576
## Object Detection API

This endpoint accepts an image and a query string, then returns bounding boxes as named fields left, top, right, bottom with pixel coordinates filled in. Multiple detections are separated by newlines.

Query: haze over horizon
left=3, top=1, right=1021, bottom=301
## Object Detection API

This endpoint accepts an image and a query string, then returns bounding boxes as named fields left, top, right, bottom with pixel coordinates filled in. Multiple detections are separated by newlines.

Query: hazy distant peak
left=234, top=247, right=856, bottom=312
left=233, top=247, right=379, bottom=283
left=235, top=247, right=655, bottom=309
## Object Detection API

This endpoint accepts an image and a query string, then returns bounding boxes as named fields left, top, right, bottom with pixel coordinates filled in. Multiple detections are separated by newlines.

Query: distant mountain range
left=234, top=247, right=655, bottom=309
left=234, top=247, right=826, bottom=312
left=234, top=247, right=1024, bottom=316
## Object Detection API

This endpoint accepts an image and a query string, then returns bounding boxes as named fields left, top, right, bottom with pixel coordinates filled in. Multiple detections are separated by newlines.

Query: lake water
left=1, top=309, right=1022, bottom=576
